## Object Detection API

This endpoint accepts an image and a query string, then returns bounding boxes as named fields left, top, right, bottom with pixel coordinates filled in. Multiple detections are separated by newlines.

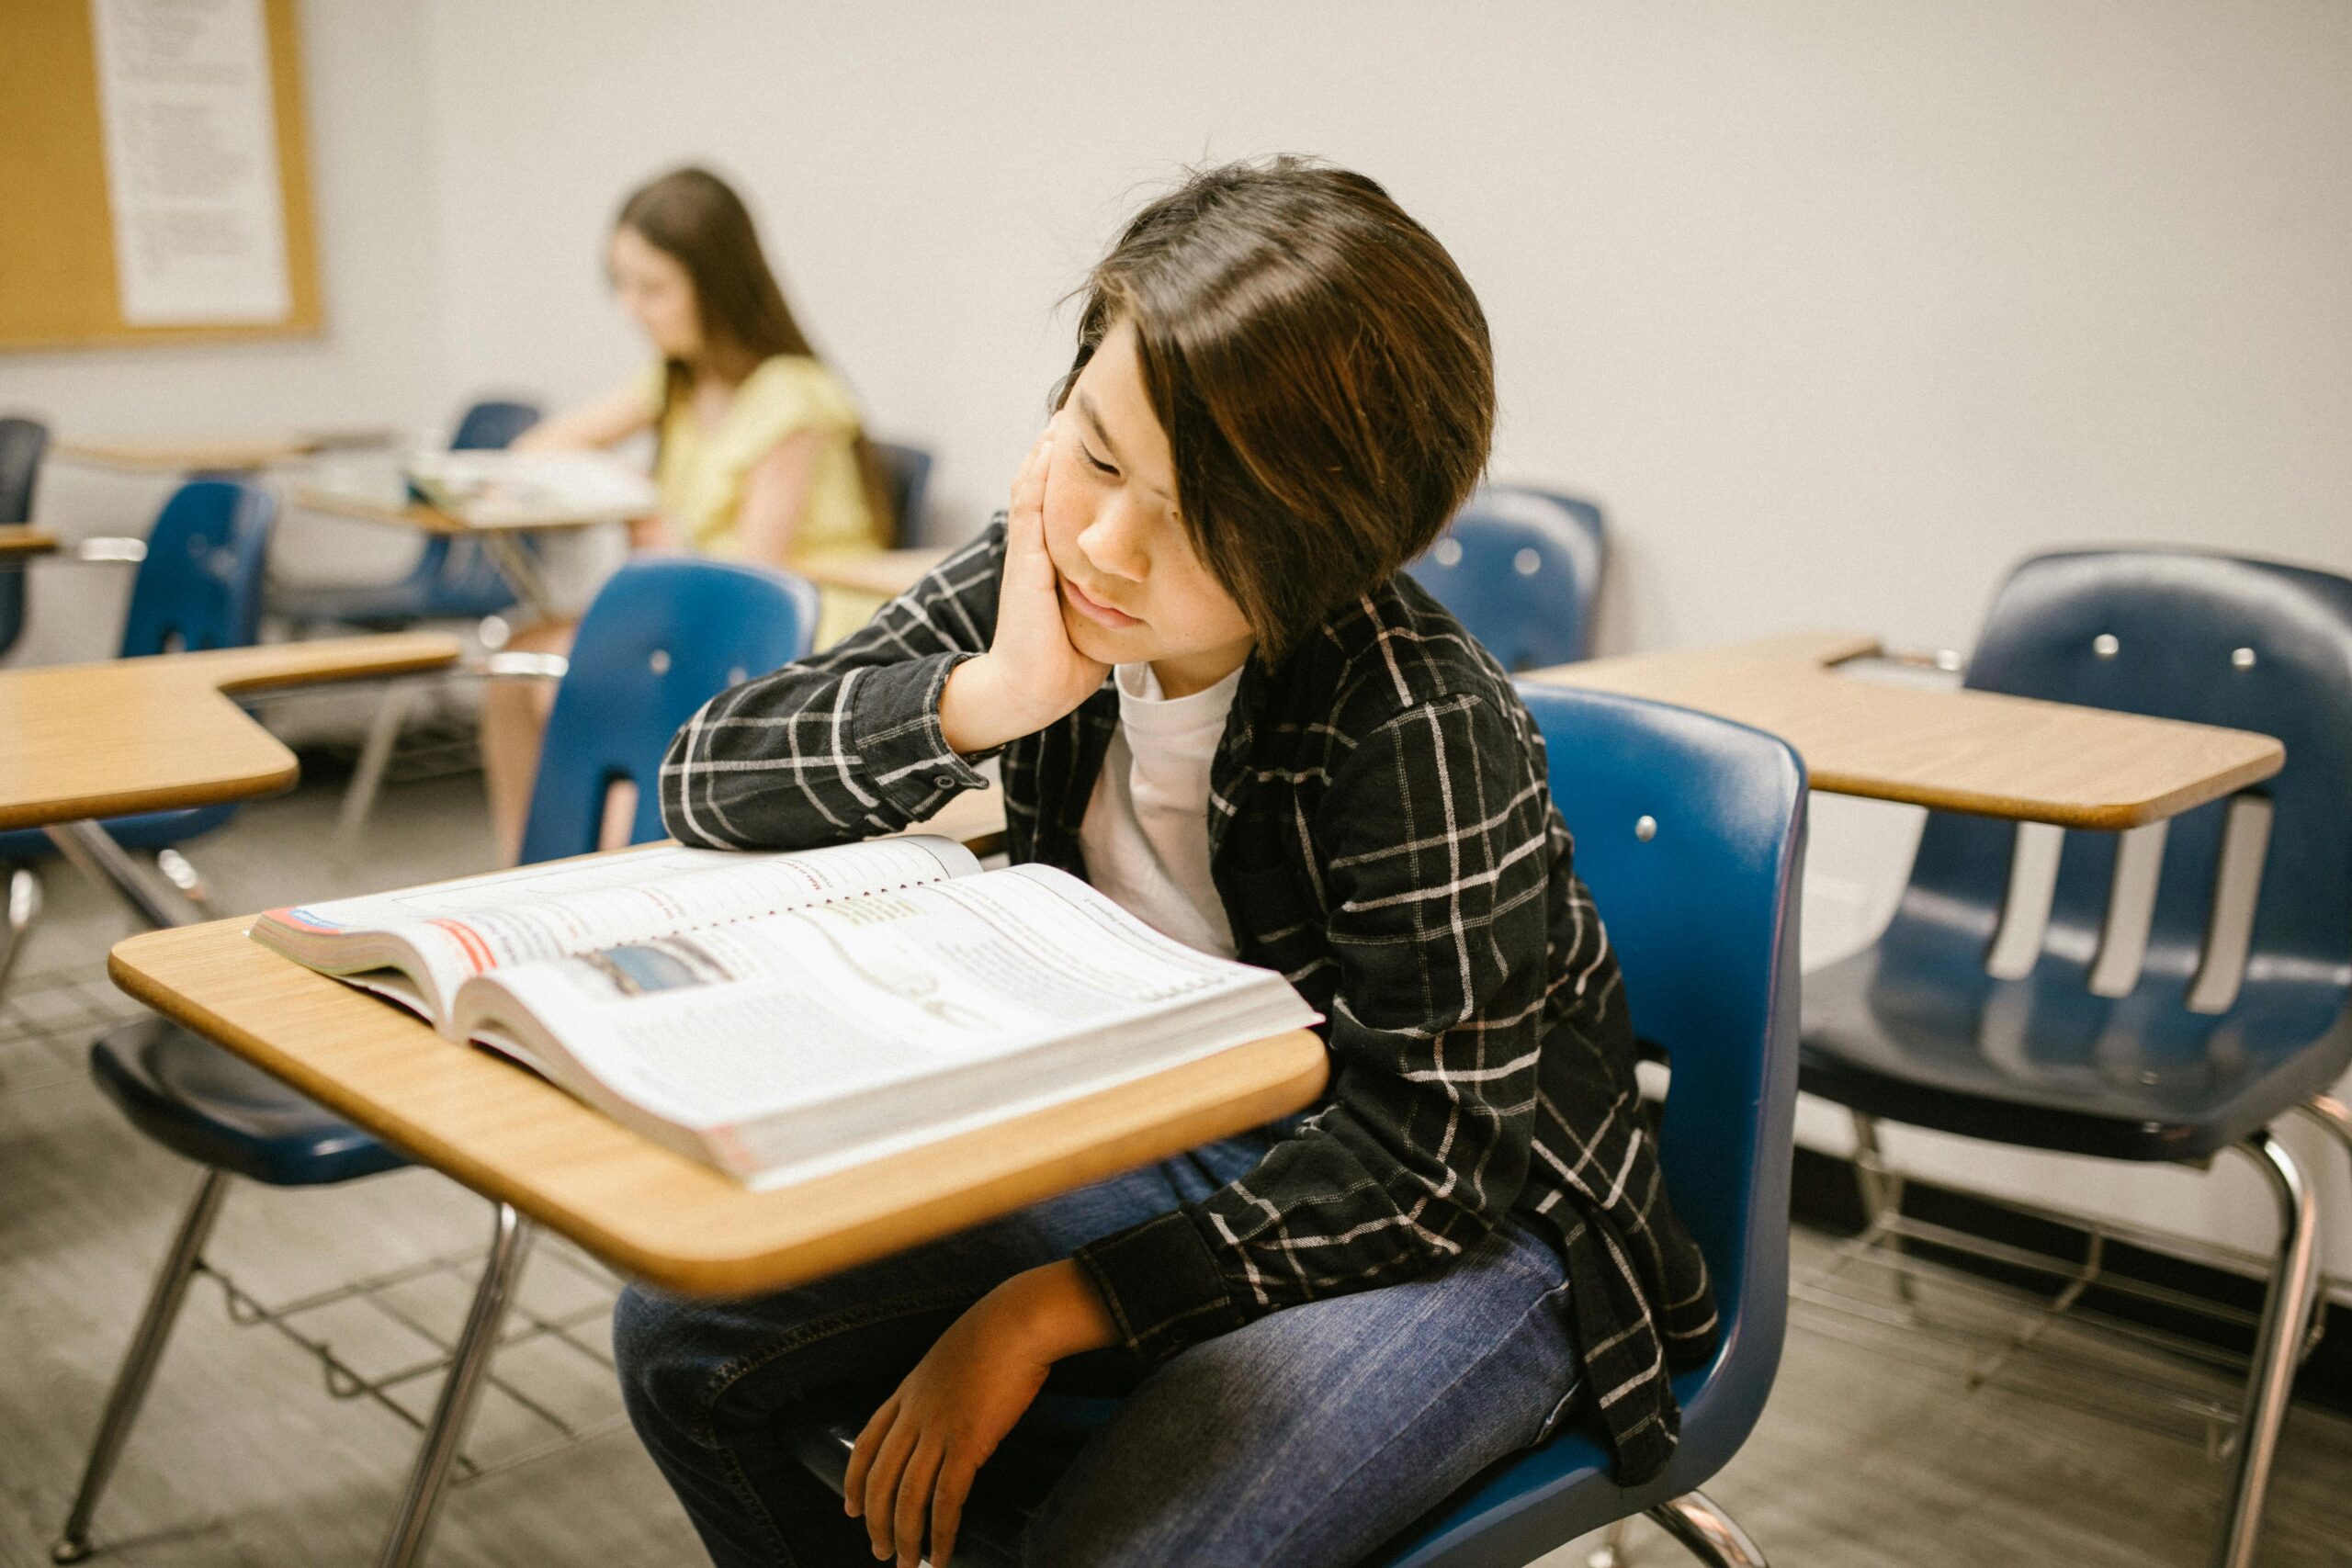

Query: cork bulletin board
left=0, top=0, right=322, bottom=352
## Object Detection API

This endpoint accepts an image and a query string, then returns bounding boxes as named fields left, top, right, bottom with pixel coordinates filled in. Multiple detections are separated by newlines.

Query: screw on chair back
left=870, top=440, right=934, bottom=547
left=119, top=479, right=277, bottom=658
left=0, top=414, right=47, bottom=661
left=1404, top=486, right=1606, bottom=671
left=1845, top=550, right=2352, bottom=1156
left=1369, top=685, right=1807, bottom=1565
left=518, top=556, right=818, bottom=865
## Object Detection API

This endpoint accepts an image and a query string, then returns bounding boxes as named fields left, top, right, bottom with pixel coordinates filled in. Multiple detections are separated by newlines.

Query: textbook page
left=458, top=864, right=1317, bottom=1154
left=261, top=836, right=979, bottom=1025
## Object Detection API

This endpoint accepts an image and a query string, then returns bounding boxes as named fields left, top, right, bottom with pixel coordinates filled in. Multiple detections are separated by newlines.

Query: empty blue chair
left=0, top=479, right=276, bottom=865
left=272, top=398, right=544, bottom=630
left=1798, top=549, right=2352, bottom=1568
left=1406, top=486, right=1607, bottom=671
left=780, top=683, right=1807, bottom=1568
left=54, top=555, right=820, bottom=1567
left=0, top=414, right=48, bottom=661
left=870, top=439, right=934, bottom=547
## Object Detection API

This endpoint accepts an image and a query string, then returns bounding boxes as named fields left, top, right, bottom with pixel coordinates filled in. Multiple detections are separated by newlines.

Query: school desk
left=109, top=913, right=1328, bottom=1299
left=294, top=482, right=601, bottom=623
left=0, top=635, right=460, bottom=928
left=53, top=432, right=394, bottom=475
left=1522, top=629, right=2283, bottom=830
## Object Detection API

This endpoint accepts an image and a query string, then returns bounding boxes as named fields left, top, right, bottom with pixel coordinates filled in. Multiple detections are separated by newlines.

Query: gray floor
left=4, top=759, right=2349, bottom=1567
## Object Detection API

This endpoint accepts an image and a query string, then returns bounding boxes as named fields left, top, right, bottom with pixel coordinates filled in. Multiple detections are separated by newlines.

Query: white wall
left=6, top=0, right=2349, bottom=1290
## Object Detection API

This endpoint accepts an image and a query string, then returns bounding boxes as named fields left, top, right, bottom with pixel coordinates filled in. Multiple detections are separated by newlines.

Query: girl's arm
left=509, top=380, right=651, bottom=452
left=727, top=429, right=828, bottom=568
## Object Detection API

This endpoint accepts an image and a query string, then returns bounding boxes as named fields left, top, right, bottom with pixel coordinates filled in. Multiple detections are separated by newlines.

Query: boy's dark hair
left=1062, top=157, right=1495, bottom=661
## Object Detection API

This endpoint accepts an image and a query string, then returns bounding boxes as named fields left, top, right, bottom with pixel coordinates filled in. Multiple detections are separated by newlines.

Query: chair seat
left=0, top=804, right=236, bottom=862
left=90, top=1016, right=409, bottom=1186
left=272, top=576, right=516, bottom=629
left=1800, top=931, right=2352, bottom=1162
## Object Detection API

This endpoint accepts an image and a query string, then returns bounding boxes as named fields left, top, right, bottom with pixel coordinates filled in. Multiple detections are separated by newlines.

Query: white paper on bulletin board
left=89, top=0, right=291, bottom=325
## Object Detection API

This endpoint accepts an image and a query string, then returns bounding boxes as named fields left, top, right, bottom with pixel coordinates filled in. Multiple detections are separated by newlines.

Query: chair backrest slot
left=1984, top=820, right=2062, bottom=980
left=2186, top=793, right=2273, bottom=1015
left=2086, top=818, right=2167, bottom=998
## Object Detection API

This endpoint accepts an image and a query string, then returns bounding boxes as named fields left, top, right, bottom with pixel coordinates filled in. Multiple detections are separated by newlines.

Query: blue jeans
left=613, top=1131, right=1583, bottom=1567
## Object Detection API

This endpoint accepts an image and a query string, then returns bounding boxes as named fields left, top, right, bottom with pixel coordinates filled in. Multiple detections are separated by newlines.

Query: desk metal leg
left=376, top=1202, right=533, bottom=1568
left=2211, top=1130, right=2318, bottom=1568
left=475, top=532, right=559, bottom=624
left=1646, top=1490, right=1768, bottom=1567
left=41, top=820, right=198, bottom=931
left=52, top=1170, right=232, bottom=1563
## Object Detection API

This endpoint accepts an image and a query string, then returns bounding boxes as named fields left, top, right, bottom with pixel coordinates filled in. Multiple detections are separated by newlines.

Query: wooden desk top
left=110, top=919, right=1329, bottom=1297
left=295, top=485, right=612, bottom=536
left=0, top=525, right=58, bottom=558
left=1526, top=630, right=2284, bottom=830
left=0, top=634, right=461, bottom=830
left=796, top=546, right=951, bottom=600
left=54, top=433, right=380, bottom=474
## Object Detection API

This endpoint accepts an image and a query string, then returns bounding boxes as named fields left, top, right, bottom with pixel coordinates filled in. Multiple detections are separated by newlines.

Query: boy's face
left=1043, top=317, right=1257, bottom=698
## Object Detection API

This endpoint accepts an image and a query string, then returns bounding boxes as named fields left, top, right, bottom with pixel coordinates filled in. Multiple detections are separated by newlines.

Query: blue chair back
left=1405, top=487, right=1606, bottom=671
left=0, top=416, right=47, bottom=661
left=421, top=399, right=544, bottom=600
left=119, top=480, right=276, bottom=657
left=871, top=440, right=933, bottom=547
left=518, top=557, right=818, bottom=864
left=1376, top=685, right=1806, bottom=1564
left=1891, top=550, right=2352, bottom=1008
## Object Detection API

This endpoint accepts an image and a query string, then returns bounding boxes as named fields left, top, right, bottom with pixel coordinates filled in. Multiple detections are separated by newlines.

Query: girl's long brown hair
left=617, top=167, right=895, bottom=545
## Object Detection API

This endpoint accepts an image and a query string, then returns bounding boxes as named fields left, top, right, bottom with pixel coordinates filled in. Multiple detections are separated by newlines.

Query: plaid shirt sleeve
left=1072, top=691, right=1554, bottom=1361
left=659, top=525, right=1007, bottom=851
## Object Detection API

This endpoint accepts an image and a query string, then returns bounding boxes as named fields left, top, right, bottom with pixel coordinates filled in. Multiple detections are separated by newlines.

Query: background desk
left=295, top=485, right=607, bottom=622
left=54, top=434, right=391, bottom=475
left=110, top=917, right=1328, bottom=1298
left=0, top=635, right=461, bottom=831
left=1526, top=629, right=2283, bottom=829
left=796, top=545, right=951, bottom=602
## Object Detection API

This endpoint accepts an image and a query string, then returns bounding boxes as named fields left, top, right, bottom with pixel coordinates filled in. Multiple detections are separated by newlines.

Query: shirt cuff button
left=933, top=775, right=957, bottom=790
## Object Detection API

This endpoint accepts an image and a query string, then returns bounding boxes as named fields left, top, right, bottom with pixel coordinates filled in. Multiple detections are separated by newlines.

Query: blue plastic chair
left=1405, top=486, right=1607, bottom=671
left=1798, top=548, right=2352, bottom=1568
left=0, top=414, right=48, bottom=661
left=272, top=399, right=544, bottom=629
left=781, top=684, right=1807, bottom=1568
left=0, top=479, right=276, bottom=864
left=871, top=439, right=934, bottom=547
left=53, top=555, right=820, bottom=1567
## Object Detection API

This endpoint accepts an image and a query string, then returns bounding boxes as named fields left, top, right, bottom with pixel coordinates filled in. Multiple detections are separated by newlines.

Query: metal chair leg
left=1645, top=1489, right=1768, bottom=1568
left=338, top=680, right=420, bottom=850
left=0, top=864, right=40, bottom=1000
left=375, top=1202, right=533, bottom=1568
left=51, top=1169, right=232, bottom=1564
left=1849, top=1111, right=1917, bottom=1306
left=2290, top=1095, right=2351, bottom=1362
left=2211, top=1129, right=2320, bottom=1568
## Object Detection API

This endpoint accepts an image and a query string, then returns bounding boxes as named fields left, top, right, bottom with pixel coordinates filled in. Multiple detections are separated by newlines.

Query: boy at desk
left=621, top=158, right=1715, bottom=1568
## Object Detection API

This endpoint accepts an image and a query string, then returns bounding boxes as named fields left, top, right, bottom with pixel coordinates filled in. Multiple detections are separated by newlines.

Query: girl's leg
left=478, top=617, right=575, bottom=864
left=1023, top=1218, right=1583, bottom=1568
left=613, top=1134, right=1272, bottom=1568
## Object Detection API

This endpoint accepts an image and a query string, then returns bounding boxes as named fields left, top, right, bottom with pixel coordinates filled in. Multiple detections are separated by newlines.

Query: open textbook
left=404, top=449, right=659, bottom=528
left=250, top=839, right=1320, bottom=1187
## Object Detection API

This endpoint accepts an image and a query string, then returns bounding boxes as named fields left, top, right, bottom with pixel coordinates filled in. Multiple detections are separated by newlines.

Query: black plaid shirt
left=660, top=520, right=1717, bottom=1482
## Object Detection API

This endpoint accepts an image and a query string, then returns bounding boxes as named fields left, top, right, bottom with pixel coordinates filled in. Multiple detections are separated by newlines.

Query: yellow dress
left=635, top=355, right=884, bottom=646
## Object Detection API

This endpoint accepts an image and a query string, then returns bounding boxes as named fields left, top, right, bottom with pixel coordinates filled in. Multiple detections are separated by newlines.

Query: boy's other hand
left=938, top=421, right=1110, bottom=753
left=844, top=1259, right=1115, bottom=1567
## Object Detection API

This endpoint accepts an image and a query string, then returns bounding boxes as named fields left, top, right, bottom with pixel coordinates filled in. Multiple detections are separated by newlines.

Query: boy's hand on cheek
left=843, top=1261, right=1115, bottom=1567
left=939, top=422, right=1111, bottom=754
